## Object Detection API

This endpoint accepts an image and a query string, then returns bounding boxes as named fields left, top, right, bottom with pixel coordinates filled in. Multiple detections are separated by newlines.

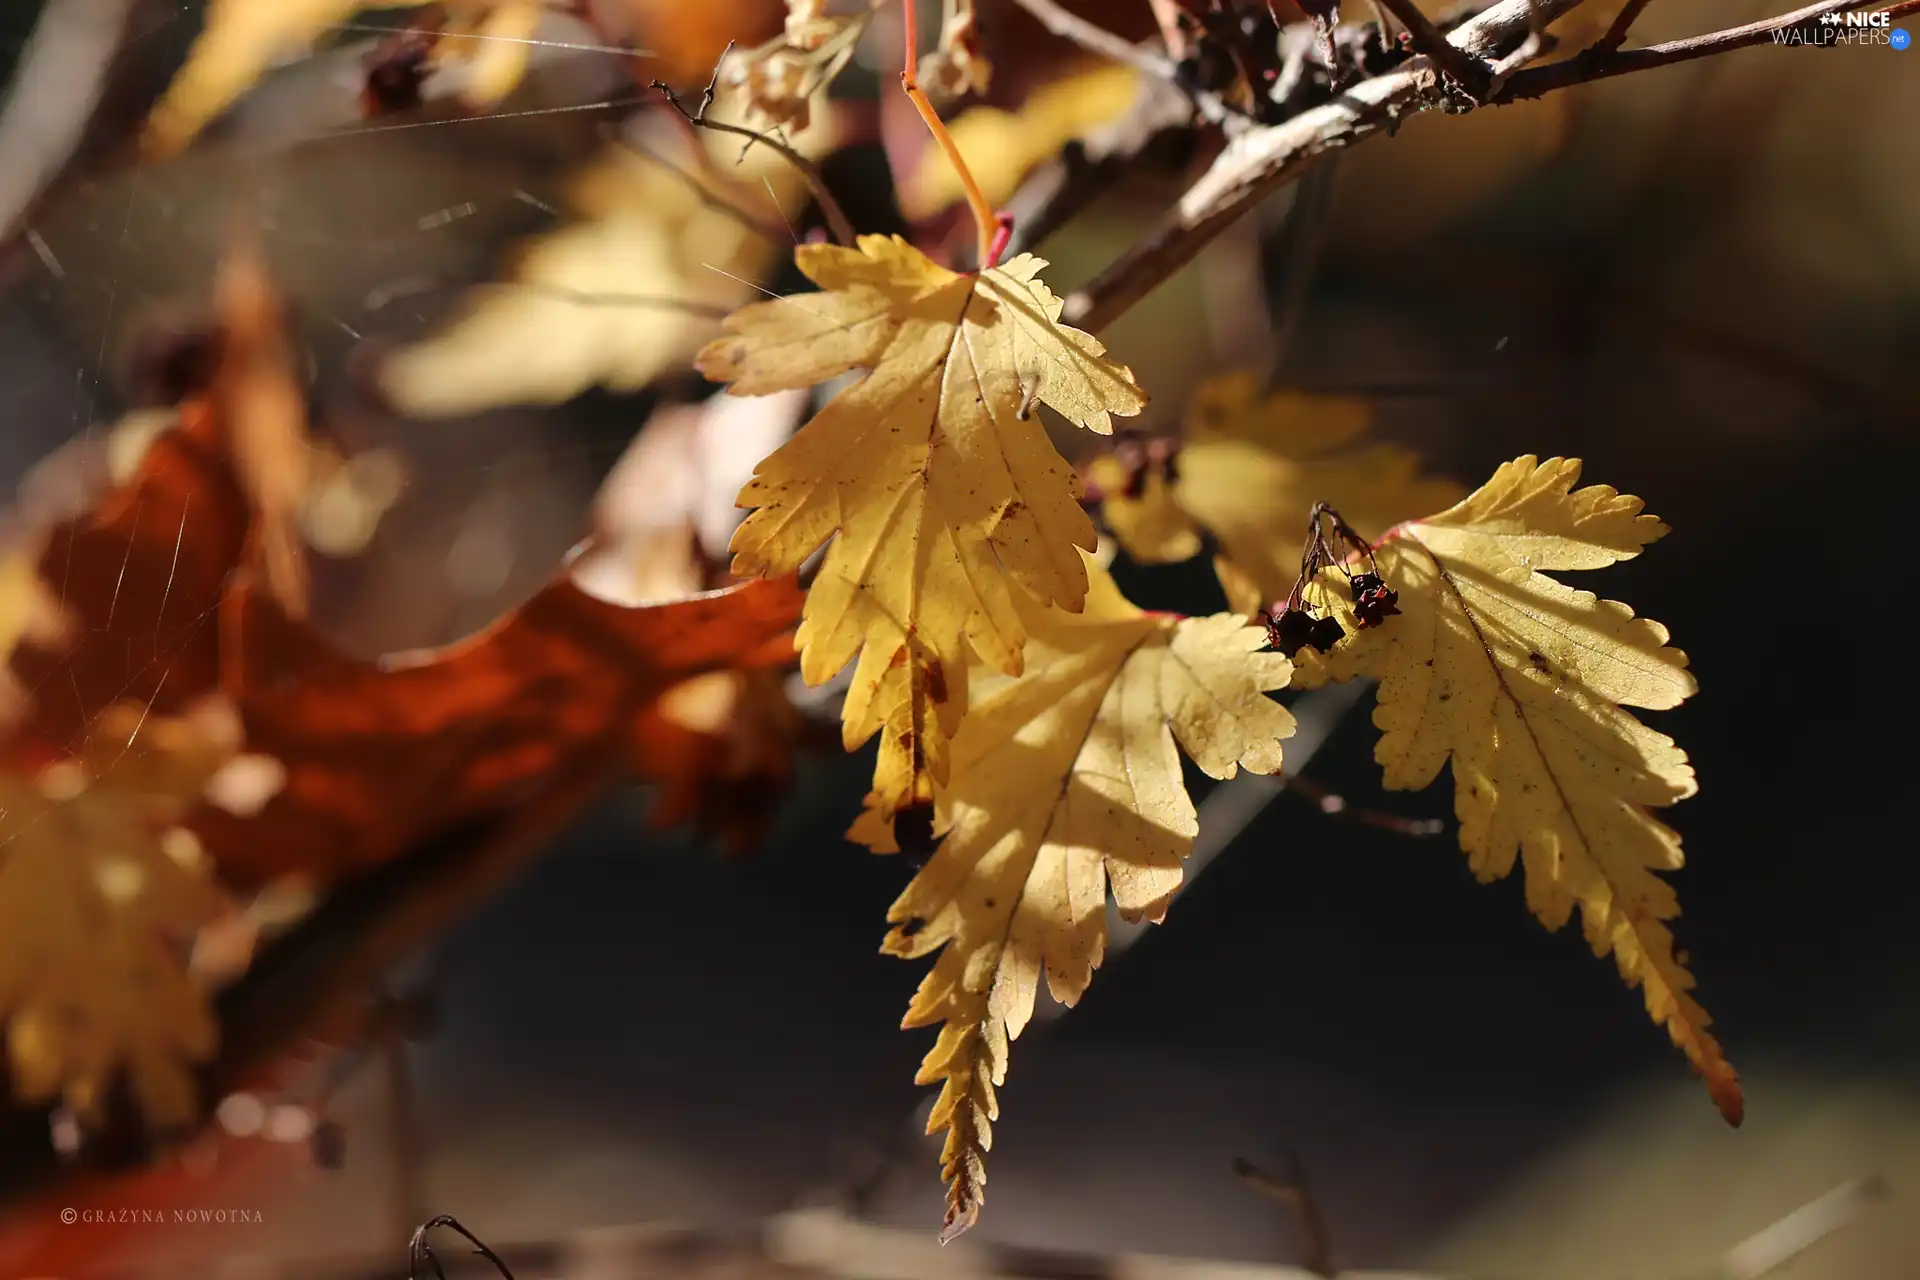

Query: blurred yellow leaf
left=1093, top=372, right=1461, bottom=612
left=849, top=556, right=1292, bottom=1240
left=697, top=234, right=1145, bottom=821
left=381, top=88, right=836, bottom=416
left=143, top=0, right=557, bottom=157
left=143, top=0, right=400, bottom=157
left=0, top=705, right=241, bottom=1129
left=1293, top=456, right=1742, bottom=1125
left=900, top=64, right=1142, bottom=221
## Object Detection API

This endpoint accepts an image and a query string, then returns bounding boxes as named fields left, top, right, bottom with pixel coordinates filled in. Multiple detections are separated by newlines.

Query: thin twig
left=1060, top=0, right=1912, bottom=333
left=1597, top=0, right=1660, bottom=52
left=1280, top=771, right=1447, bottom=838
left=609, top=128, right=793, bottom=245
left=1062, top=0, right=1595, bottom=331
left=1720, top=1175, right=1890, bottom=1280
left=901, top=0, right=1003, bottom=266
left=409, top=1215, right=517, bottom=1280
left=651, top=56, right=855, bottom=248
left=1496, top=0, right=1915, bottom=100
left=480, top=281, right=736, bottom=318
left=1234, top=1154, right=1335, bottom=1278
left=1009, top=0, right=1180, bottom=79
left=1373, top=0, right=1494, bottom=95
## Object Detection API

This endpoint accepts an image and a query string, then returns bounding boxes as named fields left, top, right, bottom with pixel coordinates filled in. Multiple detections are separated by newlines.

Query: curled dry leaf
left=1092, top=372, right=1462, bottom=612
left=918, top=0, right=992, bottom=100
left=1293, top=456, right=1742, bottom=1125
left=698, top=234, right=1146, bottom=823
left=5, top=386, right=803, bottom=888
left=723, top=3, right=868, bottom=136
left=0, top=702, right=241, bottom=1130
left=566, top=391, right=816, bottom=853
left=196, top=558, right=804, bottom=884
left=849, top=557, right=1292, bottom=1239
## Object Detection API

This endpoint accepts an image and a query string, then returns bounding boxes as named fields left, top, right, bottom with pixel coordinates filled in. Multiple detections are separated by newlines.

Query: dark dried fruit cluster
left=1349, top=571, right=1400, bottom=628
left=1259, top=503, right=1400, bottom=658
left=1264, top=606, right=1345, bottom=658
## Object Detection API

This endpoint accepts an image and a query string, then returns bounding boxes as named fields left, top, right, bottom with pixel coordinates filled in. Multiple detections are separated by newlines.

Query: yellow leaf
left=850, top=557, right=1292, bottom=1239
left=698, top=235, right=1146, bottom=818
left=1293, top=456, right=1743, bottom=1125
left=1095, top=372, right=1463, bottom=613
left=143, top=0, right=553, bottom=158
left=143, top=0, right=406, bottom=157
left=725, top=8, right=867, bottom=136
left=439, top=1, right=545, bottom=110
left=899, top=64, right=1143, bottom=223
left=0, top=704, right=241, bottom=1130
left=382, top=91, right=836, bottom=416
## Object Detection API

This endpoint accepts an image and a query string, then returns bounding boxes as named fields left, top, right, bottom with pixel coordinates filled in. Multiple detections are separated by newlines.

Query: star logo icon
left=1819, top=10, right=1842, bottom=22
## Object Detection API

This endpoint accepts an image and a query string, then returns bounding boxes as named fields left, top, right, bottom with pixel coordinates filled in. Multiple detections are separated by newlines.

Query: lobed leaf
left=700, top=235, right=1146, bottom=820
left=1094, top=371, right=1461, bottom=612
left=1294, top=456, right=1741, bottom=1124
left=850, top=558, right=1292, bottom=1237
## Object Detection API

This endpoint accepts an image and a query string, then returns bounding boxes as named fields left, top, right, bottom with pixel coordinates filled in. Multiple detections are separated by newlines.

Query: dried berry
left=1264, top=608, right=1344, bottom=658
left=1350, top=572, right=1401, bottom=628
left=1308, top=614, right=1347, bottom=652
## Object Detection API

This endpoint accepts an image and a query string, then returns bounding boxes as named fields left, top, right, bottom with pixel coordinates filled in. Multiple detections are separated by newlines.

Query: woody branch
left=1043, top=0, right=1913, bottom=334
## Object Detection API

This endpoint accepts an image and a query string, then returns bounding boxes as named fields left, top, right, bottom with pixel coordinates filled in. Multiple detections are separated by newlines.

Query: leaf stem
left=901, top=0, right=1006, bottom=268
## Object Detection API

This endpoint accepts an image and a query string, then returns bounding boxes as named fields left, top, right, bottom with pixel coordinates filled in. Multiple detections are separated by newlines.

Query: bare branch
left=1234, top=1154, right=1335, bottom=1278
left=1062, top=0, right=1915, bottom=332
left=608, top=127, right=794, bottom=246
left=1009, top=0, right=1179, bottom=80
left=1061, top=0, right=1593, bottom=331
left=651, top=59, right=856, bottom=248
left=1496, top=0, right=1918, bottom=99
left=1597, top=0, right=1660, bottom=52
left=1373, top=0, right=1494, bottom=96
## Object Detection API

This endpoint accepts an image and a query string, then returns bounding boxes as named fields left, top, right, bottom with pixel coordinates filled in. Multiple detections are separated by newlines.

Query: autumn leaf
left=191, top=557, right=802, bottom=885
left=898, top=64, right=1143, bottom=223
left=380, top=95, right=839, bottom=416
left=918, top=0, right=991, bottom=99
left=436, top=1, right=546, bottom=110
left=143, top=0, right=563, bottom=157
left=698, top=234, right=1146, bottom=821
left=5, top=395, right=802, bottom=890
left=1092, top=372, right=1462, bottom=613
left=849, top=557, right=1292, bottom=1239
left=1, top=417, right=251, bottom=759
left=143, top=0, right=407, bottom=157
left=0, top=702, right=242, bottom=1129
left=1292, top=456, right=1743, bottom=1124
left=722, top=6, right=868, bottom=136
